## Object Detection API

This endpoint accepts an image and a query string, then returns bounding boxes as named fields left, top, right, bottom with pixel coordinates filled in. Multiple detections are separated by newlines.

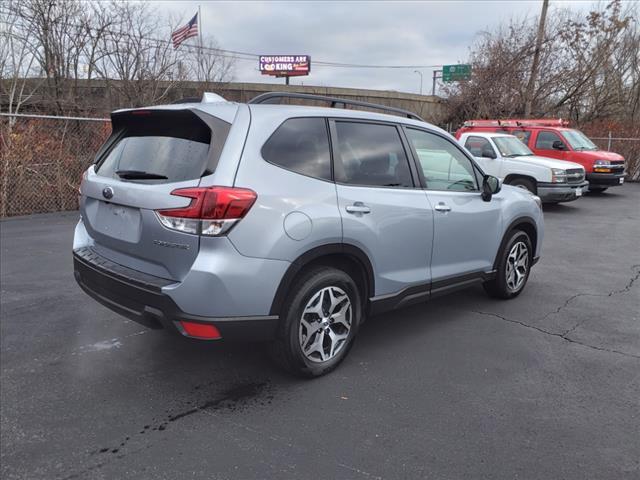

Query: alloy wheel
left=505, top=241, right=529, bottom=292
left=299, top=286, right=352, bottom=363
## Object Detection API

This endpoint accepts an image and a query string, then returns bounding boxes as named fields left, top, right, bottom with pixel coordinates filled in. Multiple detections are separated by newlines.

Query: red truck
left=455, top=119, right=626, bottom=192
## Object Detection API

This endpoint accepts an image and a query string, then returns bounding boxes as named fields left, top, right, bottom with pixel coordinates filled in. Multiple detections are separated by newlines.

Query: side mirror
left=552, top=140, right=566, bottom=150
left=482, top=175, right=501, bottom=202
left=482, top=148, right=497, bottom=159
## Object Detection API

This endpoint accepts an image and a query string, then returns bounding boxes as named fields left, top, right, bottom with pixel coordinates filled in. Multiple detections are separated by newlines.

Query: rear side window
left=512, top=129, right=532, bottom=145
left=262, top=118, right=332, bottom=180
left=96, top=110, right=229, bottom=183
left=535, top=131, right=564, bottom=150
left=333, top=122, right=413, bottom=188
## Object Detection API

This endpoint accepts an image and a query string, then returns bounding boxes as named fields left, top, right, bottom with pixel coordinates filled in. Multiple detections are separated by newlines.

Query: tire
left=268, top=266, right=362, bottom=377
left=483, top=230, right=533, bottom=299
left=507, top=178, right=536, bottom=194
left=588, top=187, right=608, bottom=194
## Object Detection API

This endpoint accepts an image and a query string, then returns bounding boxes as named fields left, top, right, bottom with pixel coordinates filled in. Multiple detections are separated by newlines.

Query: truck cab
left=458, top=131, right=588, bottom=203
left=455, top=119, right=626, bottom=193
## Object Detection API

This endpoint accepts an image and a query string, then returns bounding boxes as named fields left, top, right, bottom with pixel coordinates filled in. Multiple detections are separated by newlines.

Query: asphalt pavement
left=1, top=185, right=639, bottom=479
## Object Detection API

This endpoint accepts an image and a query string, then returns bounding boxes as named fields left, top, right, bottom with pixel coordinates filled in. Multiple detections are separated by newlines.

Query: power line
left=0, top=9, right=443, bottom=70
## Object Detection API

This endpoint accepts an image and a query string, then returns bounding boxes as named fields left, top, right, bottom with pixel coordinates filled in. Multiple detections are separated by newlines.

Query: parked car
left=457, top=131, right=588, bottom=203
left=455, top=119, right=626, bottom=193
left=73, top=92, right=544, bottom=377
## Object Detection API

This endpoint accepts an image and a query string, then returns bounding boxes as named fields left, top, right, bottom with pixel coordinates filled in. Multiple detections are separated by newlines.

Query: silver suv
left=73, top=92, right=544, bottom=377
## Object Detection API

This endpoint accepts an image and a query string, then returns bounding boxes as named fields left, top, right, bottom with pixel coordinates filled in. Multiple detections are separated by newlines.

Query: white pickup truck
left=458, top=132, right=589, bottom=203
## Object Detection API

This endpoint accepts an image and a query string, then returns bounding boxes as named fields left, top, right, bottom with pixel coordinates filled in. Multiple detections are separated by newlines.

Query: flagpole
left=198, top=5, right=203, bottom=82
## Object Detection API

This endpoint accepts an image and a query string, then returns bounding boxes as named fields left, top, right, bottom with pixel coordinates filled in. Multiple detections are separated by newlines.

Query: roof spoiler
left=171, top=92, right=229, bottom=104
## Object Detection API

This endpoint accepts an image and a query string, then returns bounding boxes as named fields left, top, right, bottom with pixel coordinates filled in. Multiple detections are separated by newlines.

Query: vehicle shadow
left=583, top=190, right=622, bottom=199
left=542, top=202, right=579, bottom=213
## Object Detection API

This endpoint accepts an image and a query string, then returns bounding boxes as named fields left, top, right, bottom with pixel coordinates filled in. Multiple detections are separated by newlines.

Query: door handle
left=345, top=202, right=371, bottom=214
left=434, top=202, right=451, bottom=213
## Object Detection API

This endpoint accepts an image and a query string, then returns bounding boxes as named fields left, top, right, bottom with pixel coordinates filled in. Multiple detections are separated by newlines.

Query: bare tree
left=2, top=0, right=236, bottom=113
left=94, top=1, right=182, bottom=107
left=0, top=0, right=44, bottom=116
left=189, top=37, right=235, bottom=84
left=444, top=0, right=635, bottom=125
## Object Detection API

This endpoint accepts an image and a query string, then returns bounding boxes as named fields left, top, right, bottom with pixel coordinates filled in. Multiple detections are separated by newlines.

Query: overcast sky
left=156, top=1, right=600, bottom=94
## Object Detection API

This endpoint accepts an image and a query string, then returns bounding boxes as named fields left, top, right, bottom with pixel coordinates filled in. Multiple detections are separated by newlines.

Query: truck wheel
left=269, top=266, right=361, bottom=377
left=588, top=187, right=608, bottom=194
left=484, top=230, right=533, bottom=299
left=508, top=178, right=536, bottom=194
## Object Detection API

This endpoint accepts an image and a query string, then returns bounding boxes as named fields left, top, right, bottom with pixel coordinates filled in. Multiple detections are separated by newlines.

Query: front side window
left=333, top=121, right=413, bottom=187
left=406, top=128, right=478, bottom=192
left=262, top=118, right=332, bottom=180
left=464, top=136, right=495, bottom=158
left=535, top=131, right=565, bottom=150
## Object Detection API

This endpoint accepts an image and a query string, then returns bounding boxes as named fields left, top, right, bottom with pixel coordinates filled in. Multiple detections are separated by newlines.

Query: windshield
left=563, top=129, right=598, bottom=151
left=492, top=136, right=534, bottom=157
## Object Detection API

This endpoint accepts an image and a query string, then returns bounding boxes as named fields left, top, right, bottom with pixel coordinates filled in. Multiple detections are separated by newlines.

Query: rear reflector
left=180, top=321, right=221, bottom=340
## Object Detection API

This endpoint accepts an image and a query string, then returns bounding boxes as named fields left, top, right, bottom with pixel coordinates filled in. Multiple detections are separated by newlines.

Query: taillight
left=155, top=186, right=257, bottom=236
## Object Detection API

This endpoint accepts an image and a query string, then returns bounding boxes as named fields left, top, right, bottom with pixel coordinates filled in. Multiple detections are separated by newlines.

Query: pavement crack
left=474, top=310, right=562, bottom=338
left=539, top=265, right=640, bottom=325
left=609, top=264, right=640, bottom=296
left=473, top=310, right=640, bottom=360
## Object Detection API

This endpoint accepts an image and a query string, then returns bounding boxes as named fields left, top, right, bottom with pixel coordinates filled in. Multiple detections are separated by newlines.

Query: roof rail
left=463, top=118, right=569, bottom=128
left=248, top=92, right=425, bottom=122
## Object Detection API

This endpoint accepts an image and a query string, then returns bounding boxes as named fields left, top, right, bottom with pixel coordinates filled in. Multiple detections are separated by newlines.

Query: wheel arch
left=493, top=216, right=538, bottom=270
left=504, top=174, right=538, bottom=192
left=269, top=243, right=375, bottom=316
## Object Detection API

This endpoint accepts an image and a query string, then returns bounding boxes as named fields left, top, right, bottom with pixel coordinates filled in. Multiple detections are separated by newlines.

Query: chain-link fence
left=0, top=113, right=638, bottom=218
left=588, top=135, right=640, bottom=182
left=0, top=113, right=111, bottom=217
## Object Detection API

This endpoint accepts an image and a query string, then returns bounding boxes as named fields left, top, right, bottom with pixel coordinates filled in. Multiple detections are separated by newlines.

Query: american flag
left=171, top=13, right=198, bottom=49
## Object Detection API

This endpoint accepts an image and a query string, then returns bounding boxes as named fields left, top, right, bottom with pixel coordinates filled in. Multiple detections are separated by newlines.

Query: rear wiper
left=116, top=170, right=168, bottom=180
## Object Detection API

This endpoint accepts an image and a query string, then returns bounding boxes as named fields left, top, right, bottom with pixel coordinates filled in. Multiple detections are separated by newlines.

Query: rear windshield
left=95, top=109, right=230, bottom=183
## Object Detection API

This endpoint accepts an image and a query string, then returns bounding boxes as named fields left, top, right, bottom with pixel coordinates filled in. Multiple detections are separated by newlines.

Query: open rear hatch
left=80, top=108, right=231, bottom=281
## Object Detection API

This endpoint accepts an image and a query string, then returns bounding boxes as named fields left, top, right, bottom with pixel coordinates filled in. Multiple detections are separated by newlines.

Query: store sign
left=259, top=55, right=311, bottom=77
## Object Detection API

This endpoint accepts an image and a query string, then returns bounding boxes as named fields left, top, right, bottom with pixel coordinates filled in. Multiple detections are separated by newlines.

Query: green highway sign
left=442, top=64, right=472, bottom=82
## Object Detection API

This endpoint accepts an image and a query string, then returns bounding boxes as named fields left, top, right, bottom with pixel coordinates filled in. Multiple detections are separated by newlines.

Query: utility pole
left=414, top=70, right=423, bottom=95
left=524, top=0, right=549, bottom=117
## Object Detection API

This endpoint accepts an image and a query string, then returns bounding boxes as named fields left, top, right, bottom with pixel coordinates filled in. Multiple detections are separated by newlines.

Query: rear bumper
left=586, top=172, right=625, bottom=187
left=536, top=181, right=589, bottom=203
left=73, top=247, right=279, bottom=341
